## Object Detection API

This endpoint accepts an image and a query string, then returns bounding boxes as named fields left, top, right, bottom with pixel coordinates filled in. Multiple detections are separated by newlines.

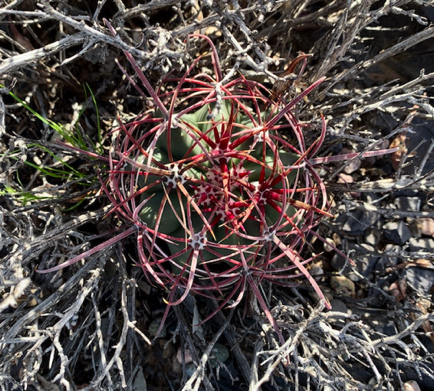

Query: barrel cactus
left=122, top=74, right=329, bottom=305
left=103, top=33, right=331, bottom=341
left=38, top=25, right=396, bottom=342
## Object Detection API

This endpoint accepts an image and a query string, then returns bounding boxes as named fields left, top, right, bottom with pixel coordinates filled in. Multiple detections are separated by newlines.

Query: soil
left=1, top=1, right=434, bottom=391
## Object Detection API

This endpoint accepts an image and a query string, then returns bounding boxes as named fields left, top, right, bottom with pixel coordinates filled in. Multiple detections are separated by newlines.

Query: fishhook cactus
left=39, top=24, right=397, bottom=343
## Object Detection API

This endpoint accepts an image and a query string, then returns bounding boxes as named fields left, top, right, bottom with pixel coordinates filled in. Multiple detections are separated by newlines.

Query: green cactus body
left=136, top=99, right=303, bottom=271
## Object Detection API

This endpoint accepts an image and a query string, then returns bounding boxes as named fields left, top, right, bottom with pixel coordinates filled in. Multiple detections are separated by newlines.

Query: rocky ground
left=1, top=1, right=434, bottom=390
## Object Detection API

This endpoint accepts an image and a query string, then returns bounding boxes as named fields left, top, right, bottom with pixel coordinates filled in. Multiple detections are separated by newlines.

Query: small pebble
left=383, top=220, right=411, bottom=245
left=394, top=196, right=421, bottom=212
left=416, top=218, right=434, bottom=237
left=331, top=243, right=378, bottom=280
left=210, top=343, right=229, bottom=367
left=160, top=339, right=174, bottom=359
left=375, top=244, right=400, bottom=272
left=337, top=173, right=361, bottom=197
left=341, top=209, right=366, bottom=235
left=408, top=237, right=434, bottom=252
left=403, top=380, right=421, bottom=391
left=341, top=148, right=361, bottom=174
left=309, top=261, right=323, bottom=276
left=323, top=238, right=335, bottom=252
left=330, top=275, right=356, bottom=296
left=403, top=268, right=434, bottom=296
left=369, top=318, right=398, bottom=337
left=176, top=347, right=193, bottom=364
left=148, top=317, right=167, bottom=338
left=365, top=228, right=380, bottom=246
left=329, top=298, right=349, bottom=313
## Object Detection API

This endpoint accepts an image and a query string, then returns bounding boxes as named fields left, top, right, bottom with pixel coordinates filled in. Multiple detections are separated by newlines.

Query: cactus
left=103, top=32, right=332, bottom=343
left=38, top=25, right=397, bottom=344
